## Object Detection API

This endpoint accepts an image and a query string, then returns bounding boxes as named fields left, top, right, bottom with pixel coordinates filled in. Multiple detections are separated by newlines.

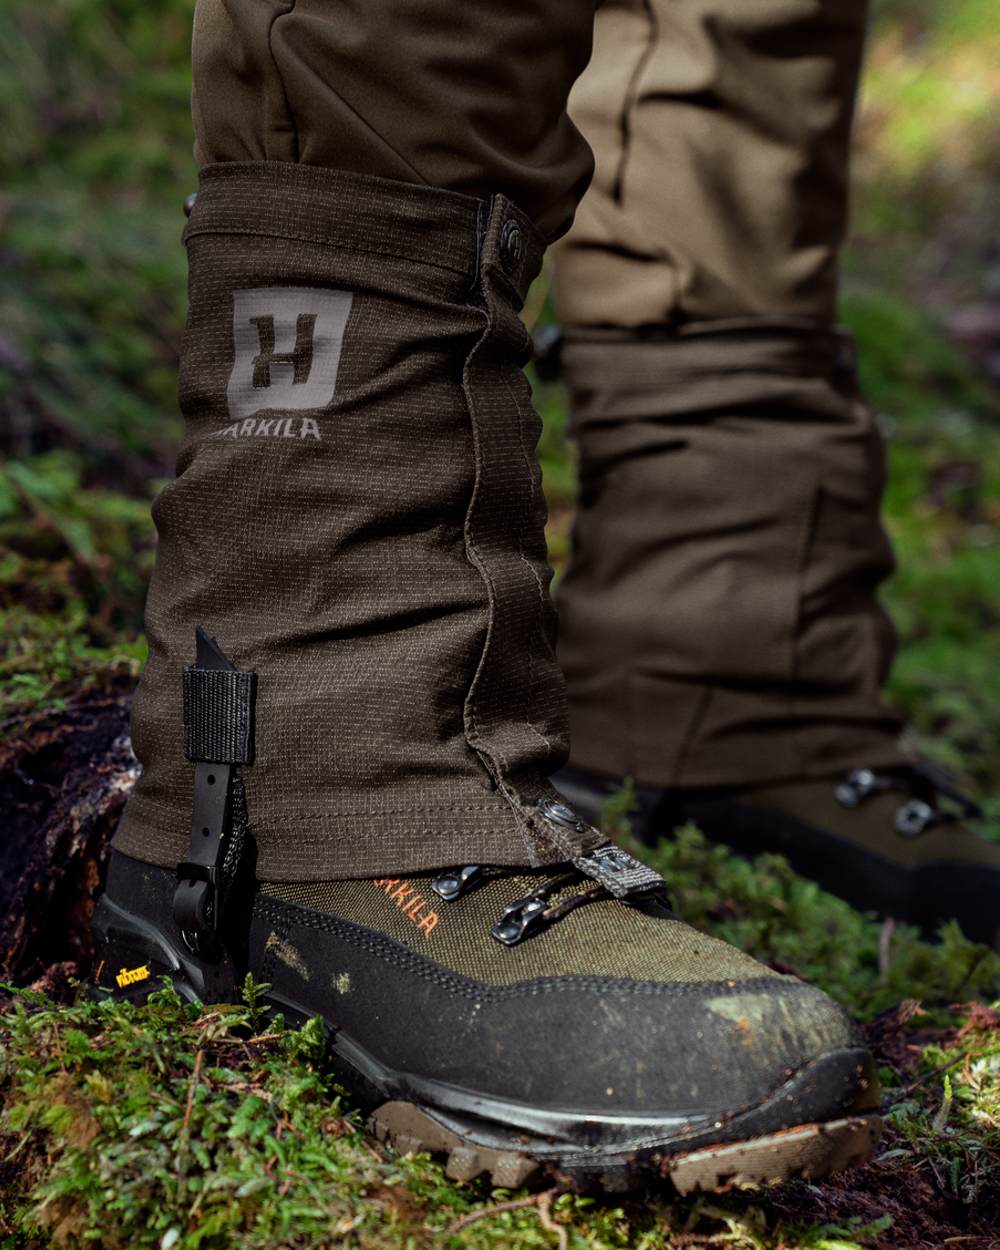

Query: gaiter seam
left=503, top=365, right=555, bottom=759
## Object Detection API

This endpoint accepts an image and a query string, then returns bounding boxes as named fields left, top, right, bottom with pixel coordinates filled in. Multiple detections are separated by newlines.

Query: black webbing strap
left=183, top=668, right=256, bottom=764
left=173, top=626, right=256, bottom=998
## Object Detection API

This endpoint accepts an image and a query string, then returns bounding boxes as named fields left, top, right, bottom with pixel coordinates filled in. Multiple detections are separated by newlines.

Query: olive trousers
left=555, top=0, right=906, bottom=787
left=121, top=0, right=906, bottom=877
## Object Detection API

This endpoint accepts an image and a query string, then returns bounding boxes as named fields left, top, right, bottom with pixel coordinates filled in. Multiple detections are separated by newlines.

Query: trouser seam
left=610, top=0, right=659, bottom=206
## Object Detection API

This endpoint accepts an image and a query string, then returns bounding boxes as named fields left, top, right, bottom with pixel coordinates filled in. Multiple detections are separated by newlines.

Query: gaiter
left=556, top=320, right=908, bottom=790
left=114, top=162, right=593, bottom=882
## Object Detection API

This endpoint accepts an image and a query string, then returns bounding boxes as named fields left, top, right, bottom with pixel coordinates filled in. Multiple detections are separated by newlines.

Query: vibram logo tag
left=372, top=879, right=439, bottom=939
left=115, top=965, right=151, bottom=988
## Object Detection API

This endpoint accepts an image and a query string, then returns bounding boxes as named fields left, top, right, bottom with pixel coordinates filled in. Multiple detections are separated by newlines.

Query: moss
left=0, top=980, right=929, bottom=1250
left=0, top=452, right=150, bottom=731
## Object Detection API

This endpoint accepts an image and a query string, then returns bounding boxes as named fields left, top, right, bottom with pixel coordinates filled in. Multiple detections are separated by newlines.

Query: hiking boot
left=94, top=164, right=878, bottom=1192
left=94, top=831, right=880, bottom=1193
left=556, top=761, right=1000, bottom=945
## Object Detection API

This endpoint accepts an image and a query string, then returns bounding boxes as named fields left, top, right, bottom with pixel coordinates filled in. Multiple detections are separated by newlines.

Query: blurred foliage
left=852, top=0, right=1000, bottom=305
left=0, top=0, right=195, bottom=471
left=0, top=451, right=149, bottom=722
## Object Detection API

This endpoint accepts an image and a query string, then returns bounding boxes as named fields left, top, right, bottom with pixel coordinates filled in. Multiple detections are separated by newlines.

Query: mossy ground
left=2, top=1, right=1000, bottom=1246
left=3, top=843, right=1000, bottom=1250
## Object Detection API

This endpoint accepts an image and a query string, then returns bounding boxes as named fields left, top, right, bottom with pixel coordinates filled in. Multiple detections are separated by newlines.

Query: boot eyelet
left=431, top=865, right=485, bottom=902
left=895, top=799, right=935, bottom=837
left=491, top=896, right=548, bottom=946
left=835, top=768, right=879, bottom=808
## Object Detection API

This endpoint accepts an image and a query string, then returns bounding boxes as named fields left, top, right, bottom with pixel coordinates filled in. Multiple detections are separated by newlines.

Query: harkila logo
left=217, top=286, right=354, bottom=441
left=372, top=879, right=440, bottom=939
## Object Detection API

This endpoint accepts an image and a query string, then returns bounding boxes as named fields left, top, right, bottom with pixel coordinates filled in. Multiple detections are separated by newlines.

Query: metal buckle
left=174, top=863, right=222, bottom=952
left=172, top=626, right=253, bottom=959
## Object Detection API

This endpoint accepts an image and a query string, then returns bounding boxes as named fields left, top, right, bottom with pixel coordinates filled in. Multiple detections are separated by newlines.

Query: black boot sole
left=93, top=887, right=880, bottom=1193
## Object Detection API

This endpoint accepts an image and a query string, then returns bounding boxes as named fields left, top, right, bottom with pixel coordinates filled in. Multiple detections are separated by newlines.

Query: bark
left=0, top=687, right=137, bottom=984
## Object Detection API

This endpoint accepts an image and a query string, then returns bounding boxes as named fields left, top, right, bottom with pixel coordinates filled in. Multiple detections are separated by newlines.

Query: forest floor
left=3, top=1, right=1000, bottom=1247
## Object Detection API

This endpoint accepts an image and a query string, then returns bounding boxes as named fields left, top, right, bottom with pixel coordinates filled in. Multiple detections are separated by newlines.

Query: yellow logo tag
left=115, top=965, right=151, bottom=988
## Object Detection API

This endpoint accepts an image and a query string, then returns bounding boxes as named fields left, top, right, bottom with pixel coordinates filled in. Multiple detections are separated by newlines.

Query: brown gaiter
left=552, top=0, right=910, bottom=789
left=114, top=0, right=602, bottom=880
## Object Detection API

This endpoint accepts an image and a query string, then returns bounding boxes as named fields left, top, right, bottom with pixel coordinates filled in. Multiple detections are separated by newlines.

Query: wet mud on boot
left=557, top=761, right=1000, bottom=947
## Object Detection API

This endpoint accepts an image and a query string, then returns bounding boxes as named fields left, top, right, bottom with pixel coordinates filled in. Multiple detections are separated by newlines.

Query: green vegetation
left=0, top=451, right=149, bottom=723
left=2, top=0, right=1000, bottom=1245
left=0, top=1, right=191, bottom=730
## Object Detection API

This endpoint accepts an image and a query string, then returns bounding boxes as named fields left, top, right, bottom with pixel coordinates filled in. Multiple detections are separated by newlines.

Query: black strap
left=173, top=626, right=256, bottom=997
left=184, top=667, right=256, bottom=763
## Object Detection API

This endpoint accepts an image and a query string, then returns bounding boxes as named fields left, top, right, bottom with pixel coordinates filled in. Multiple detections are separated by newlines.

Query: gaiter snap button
left=183, top=192, right=198, bottom=218
left=499, top=220, right=524, bottom=274
left=537, top=795, right=588, bottom=834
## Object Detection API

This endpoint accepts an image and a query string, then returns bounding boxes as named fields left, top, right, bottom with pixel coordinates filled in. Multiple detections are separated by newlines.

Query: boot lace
left=430, top=813, right=669, bottom=948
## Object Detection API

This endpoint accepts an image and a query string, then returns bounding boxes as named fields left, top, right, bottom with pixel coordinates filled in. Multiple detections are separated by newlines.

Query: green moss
left=3, top=839, right=1000, bottom=1250
left=0, top=452, right=151, bottom=728
left=0, top=979, right=918, bottom=1250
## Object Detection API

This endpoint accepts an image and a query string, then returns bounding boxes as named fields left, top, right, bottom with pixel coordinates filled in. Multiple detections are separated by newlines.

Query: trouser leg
left=190, top=0, right=594, bottom=242
left=556, top=0, right=866, bottom=325
left=553, top=0, right=908, bottom=788
left=114, top=0, right=600, bottom=880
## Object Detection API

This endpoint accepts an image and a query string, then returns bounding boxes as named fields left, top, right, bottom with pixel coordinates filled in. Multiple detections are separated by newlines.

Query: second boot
left=552, top=321, right=1000, bottom=945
